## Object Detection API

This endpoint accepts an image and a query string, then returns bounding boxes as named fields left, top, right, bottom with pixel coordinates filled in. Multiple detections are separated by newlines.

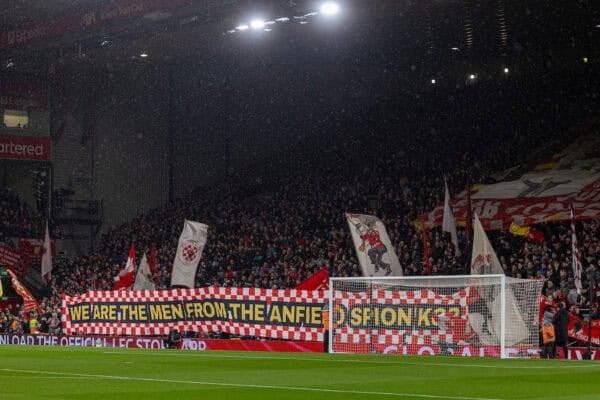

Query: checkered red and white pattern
left=333, top=288, right=469, bottom=346
left=62, top=287, right=327, bottom=341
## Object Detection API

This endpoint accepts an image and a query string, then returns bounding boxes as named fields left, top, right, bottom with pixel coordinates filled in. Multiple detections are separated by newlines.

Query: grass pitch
left=2, top=346, right=599, bottom=400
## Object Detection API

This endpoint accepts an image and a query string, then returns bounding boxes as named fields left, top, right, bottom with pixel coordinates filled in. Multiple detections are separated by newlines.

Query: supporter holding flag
left=113, top=243, right=136, bottom=290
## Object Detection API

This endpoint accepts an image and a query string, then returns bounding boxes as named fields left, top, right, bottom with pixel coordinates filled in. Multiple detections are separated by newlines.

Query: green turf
left=1, top=346, right=599, bottom=400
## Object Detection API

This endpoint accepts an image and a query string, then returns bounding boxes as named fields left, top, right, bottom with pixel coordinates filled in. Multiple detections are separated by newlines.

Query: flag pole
left=420, top=212, right=431, bottom=275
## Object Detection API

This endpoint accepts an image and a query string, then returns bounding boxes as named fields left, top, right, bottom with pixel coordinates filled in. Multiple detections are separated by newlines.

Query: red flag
left=6, top=269, right=42, bottom=313
left=420, top=212, right=431, bottom=275
left=527, top=228, right=545, bottom=244
left=113, top=243, right=136, bottom=290
left=149, top=244, right=159, bottom=287
left=295, top=268, right=329, bottom=290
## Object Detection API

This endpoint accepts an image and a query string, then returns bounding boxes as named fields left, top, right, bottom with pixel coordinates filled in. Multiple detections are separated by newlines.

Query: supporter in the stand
left=590, top=303, right=600, bottom=320
left=48, top=312, right=61, bottom=335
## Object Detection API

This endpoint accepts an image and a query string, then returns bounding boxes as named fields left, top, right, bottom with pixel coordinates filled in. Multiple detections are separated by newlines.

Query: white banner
left=170, top=220, right=208, bottom=288
left=346, top=213, right=402, bottom=277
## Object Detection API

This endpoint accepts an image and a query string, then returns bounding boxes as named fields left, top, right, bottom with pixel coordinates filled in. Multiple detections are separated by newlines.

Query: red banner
left=18, top=238, right=56, bottom=261
left=0, top=135, right=52, bottom=161
left=0, top=245, right=21, bottom=269
left=0, top=80, right=48, bottom=110
left=0, top=335, right=323, bottom=353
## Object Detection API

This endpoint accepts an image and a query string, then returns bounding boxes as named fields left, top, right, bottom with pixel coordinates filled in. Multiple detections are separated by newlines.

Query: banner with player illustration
left=346, top=213, right=402, bottom=277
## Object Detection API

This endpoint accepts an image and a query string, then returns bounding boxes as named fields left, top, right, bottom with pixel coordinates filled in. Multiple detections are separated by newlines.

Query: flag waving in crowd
left=171, top=220, right=208, bottom=288
left=133, top=253, right=155, bottom=291
left=442, top=179, right=461, bottom=257
left=508, top=221, right=545, bottom=244
left=113, top=243, right=136, bottom=290
left=346, top=213, right=402, bottom=277
left=41, top=220, right=52, bottom=283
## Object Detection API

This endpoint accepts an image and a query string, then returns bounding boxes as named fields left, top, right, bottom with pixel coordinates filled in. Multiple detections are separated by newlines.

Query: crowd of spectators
left=1, top=71, right=600, bottom=337
left=0, top=187, right=40, bottom=241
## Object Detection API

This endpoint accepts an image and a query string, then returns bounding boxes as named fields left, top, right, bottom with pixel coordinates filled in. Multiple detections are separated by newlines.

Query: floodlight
left=236, top=24, right=249, bottom=31
left=250, top=19, right=265, bottom=30
left=320, top=2, right=340, bottom=16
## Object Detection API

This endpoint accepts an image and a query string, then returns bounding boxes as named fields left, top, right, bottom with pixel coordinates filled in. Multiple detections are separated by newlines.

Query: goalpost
left=328, top=275, right=545, bottom=359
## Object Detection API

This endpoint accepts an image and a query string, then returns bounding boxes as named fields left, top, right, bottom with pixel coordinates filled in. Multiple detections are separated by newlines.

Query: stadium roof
left=0, top=0, right=598, bottom=77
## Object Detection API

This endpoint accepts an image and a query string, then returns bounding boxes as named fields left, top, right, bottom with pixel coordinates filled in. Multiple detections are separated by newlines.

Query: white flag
left=170, top=220, right=208, bottom=288
left=133, top=253, right=155, bottom=291
left=471, top=213, right=528, bottom=345
left=41, top=221, right=52, bottom=282
left=442, top=179, right=461, bottom=257
left=470, top=214, right=503, bottom=275
left=346, top=213, right=402, bottom=277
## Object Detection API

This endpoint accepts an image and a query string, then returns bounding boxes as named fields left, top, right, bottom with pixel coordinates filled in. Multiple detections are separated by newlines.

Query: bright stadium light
left=275, top=17, right=290, bottom=22
left=250, top=19, right=265, bottom=30
left=320, top=2, right=340, bottom=16
left=236, top=24, right=249, bottom=31
left=469, top=74, right=476, bottom=80
left=140, top=52, right=148, bottom=58
left=431, top=79, right=436, bottom=84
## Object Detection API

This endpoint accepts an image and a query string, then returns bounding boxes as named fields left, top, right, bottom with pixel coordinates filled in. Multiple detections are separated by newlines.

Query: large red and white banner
left=332, top=288, right=470, bottom=350
left=426, top=134, right=600, bottom=230
left=62, top=287, right=327, bottom=340
left=0, top=135, right=52, bottom=161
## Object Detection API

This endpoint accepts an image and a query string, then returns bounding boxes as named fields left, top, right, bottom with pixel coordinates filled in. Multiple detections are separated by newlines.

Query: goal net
left=328, top=275, right=544, bottom=359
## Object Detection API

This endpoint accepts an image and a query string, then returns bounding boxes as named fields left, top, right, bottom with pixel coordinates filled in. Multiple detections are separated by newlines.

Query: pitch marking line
left=0, top=367, right=503, bottom=400
left=101, top=351, right=600, bottom=369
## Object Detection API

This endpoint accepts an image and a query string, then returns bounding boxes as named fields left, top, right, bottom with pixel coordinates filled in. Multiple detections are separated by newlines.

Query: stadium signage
left=0, top=334, right=323, bottom=352
left=0, top=0, right=240, bottom=49
left=0, top=135, right=51, bottom=161
left=0, top=80, right=48, bottom=110
left=2, top=334, right=597, bottom=359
